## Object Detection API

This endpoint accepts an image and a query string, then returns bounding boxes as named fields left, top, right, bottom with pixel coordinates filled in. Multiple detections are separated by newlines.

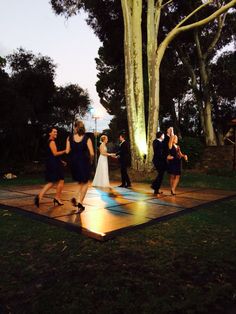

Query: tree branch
left=161, top=0, right=174, bottom=9
left=178, top=0, right=236, bottom=33
left=203, top=13, right=227, bottom=59
left=175, top=0, right=213, bottom=29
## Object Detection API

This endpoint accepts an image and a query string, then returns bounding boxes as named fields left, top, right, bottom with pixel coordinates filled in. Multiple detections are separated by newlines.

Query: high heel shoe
left=34, top=195, right=39, bottom=208
left=171, top=190, right=176, bottom=196
left=77, top=203, right=85, bottom=213
left=71, top=197, right=77, bottom=207
left=53, top=198, right=64, bottom=206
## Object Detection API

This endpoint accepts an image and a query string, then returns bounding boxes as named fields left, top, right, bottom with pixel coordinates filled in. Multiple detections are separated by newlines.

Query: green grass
left=0, top=173, right=236, bottom=313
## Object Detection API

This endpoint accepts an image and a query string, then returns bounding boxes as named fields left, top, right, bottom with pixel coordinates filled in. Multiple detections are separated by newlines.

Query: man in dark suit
left=152, top=127, right=174, bottom=195
left=116, top=133, right=131, bottom=188
left=151, top=131, right=166, bottom=195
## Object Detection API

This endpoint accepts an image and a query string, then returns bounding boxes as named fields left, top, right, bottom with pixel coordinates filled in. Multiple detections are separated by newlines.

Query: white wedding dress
left=92, top=144, right=110, bottom=187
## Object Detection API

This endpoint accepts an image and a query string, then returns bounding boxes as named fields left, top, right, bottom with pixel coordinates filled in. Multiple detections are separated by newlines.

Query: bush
left=179, top=137, right=204, bottom=169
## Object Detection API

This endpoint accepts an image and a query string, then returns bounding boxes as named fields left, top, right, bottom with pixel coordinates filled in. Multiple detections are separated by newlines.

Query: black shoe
left=154, top=189, right=163, bottom=195
left=77, top=203, right=85, bottom=213
left=53, top=198, right=64, bottom=206
left=71, top=197, right=77, bottom=207
left=34, top=195, right=39, bottom=208
left=171, top=190, right=176, bottom=195
left=125, top=184, right=132, bottom=188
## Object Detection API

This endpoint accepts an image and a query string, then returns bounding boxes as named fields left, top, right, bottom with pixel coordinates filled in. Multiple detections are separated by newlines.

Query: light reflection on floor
left=0, top=182, right=235, bottom=241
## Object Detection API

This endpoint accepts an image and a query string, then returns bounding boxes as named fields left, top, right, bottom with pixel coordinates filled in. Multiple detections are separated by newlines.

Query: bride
left=92, top=135, right=114, bottom=188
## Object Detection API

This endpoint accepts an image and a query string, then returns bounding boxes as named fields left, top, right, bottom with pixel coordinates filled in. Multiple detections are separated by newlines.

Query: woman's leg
left=39, top=182, right=54, bottom=201
left=55, top=179, right=64, bottom=200
left=79, top=182, right=89, bottom=204
left=169, top=175, right=174, bottom=191
left=172, top=175, right=180, bottom=193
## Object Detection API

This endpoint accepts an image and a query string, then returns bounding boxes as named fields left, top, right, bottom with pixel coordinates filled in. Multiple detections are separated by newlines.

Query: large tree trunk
left=121, top=0, right=146, bottom=170
left=146, top=1, right=162, bottom=170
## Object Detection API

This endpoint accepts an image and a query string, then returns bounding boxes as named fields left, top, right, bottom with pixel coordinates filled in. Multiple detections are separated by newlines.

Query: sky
left=0, top=0, right=111, bottom=132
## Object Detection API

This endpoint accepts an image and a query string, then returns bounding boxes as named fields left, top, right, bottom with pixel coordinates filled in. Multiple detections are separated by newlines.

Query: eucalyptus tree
left=169, top=2, right=236, bottom=145
left=122, top=0, right=236, bottom=169
left=51, top=0, right=236, bottom=170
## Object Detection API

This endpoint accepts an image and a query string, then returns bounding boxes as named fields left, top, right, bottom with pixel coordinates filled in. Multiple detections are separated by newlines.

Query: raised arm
left=168, top=134, right=175, bottom=149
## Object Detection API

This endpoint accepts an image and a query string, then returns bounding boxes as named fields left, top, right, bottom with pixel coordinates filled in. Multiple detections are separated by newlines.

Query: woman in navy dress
left=66, top=120, right=94, bottom=212
left=34, top=127, right=66, bottom=207
left=168, top=135, right=188, bottom=195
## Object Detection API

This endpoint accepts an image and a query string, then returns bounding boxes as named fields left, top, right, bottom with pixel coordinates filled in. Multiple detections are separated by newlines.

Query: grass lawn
left=0, top=172, right=236, bottom=314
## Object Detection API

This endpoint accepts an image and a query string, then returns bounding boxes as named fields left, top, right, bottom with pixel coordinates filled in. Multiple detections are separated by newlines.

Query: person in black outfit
left=151, top=127, right=174, bottom=195
left=66, top=120, right=94, bottom=212
left=151, top=131, right=165, bottom=195
left=34, top=127, right=66, bottom=207
left=168, top=134, right=188, bottom=195
left=116, top=133, right=131, bottom=188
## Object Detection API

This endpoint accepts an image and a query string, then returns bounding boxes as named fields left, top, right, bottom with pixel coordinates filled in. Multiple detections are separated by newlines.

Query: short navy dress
left=167, top=145, right=182, bottom=175
left=69, top=135, right=91, bottom=183
left=45, top=140, right=64, bottom=182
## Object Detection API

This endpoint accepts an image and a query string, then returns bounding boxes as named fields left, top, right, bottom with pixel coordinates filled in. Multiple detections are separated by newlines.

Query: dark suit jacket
left=116, top=140, right=130, bottom=166
left=152, top=139, right=166, bottom=170
left=162, top=135, right=170, bottom=158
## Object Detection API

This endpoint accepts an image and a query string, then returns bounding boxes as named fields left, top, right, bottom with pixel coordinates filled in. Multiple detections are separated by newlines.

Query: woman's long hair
left=74, top=120, right=85, bottom=136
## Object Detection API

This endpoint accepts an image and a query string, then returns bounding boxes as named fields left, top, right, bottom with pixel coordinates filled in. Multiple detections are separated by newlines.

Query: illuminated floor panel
left=0, top=182, right=235, bottom=241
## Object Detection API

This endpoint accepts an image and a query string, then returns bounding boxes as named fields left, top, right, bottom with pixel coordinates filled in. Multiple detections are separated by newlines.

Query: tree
left=51, top=0, right=236, bottom=170
left=122, top=0, right=236, bottom=170
left=169, top=2, right=236, bottom=145
left=52, top=84, right=90, bottom=130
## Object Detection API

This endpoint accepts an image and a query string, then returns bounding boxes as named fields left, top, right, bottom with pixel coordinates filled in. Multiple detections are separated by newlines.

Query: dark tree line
left=0, top=48, right=90, bottom=166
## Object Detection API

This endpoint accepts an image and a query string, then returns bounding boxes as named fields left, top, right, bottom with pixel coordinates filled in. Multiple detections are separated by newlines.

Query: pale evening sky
left=0, top=0, right=112, bottom=132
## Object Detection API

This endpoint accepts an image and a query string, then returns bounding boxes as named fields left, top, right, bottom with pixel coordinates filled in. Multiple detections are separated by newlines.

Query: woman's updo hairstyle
left=100, top=135, right=107, bottom=144
left=74, top=120, right=85, bottom=136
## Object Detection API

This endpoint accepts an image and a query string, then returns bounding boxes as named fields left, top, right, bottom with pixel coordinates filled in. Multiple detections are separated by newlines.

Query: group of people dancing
left=34, top=121, right=187, bottom=213
left=34, top=120, right=131, bottom=213
left=151, top=127, right=188, bottom=196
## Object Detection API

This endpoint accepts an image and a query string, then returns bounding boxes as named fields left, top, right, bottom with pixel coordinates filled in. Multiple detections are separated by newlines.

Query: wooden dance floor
left=0, top=182, right=235, bottom=241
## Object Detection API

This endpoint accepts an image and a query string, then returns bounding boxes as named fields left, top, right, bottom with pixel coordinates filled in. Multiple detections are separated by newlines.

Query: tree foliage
left=0, top=48, right=90, bottom=165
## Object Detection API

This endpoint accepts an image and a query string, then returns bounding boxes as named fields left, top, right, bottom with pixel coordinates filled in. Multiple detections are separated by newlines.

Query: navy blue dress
left=45, top=140, right=64, bottom=182
left=69, top=135, right=91, bottom=183
left=167, top=145, right=182, bottom=175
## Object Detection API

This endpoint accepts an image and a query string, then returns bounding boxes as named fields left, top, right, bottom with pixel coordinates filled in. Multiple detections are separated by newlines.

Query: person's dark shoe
left=125, top=184, right=132, bottom=188
left=171, top=190, right=176, bottom=196
left=154, top=190, right=163, bottom=195
left=71, top=197, right=77, bottom=207
left=77, top=203, right=85, bottom=213
left=34, top=195, right=39, bottom=208
left=53, top=198, right=64, bottom=206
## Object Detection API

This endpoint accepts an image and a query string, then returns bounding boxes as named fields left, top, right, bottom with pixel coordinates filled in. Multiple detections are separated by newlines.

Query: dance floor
left=0, top=182, right=235, bottom=241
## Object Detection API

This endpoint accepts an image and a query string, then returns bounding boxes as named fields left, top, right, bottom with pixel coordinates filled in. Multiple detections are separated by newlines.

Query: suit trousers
left=120, top=164, right=131, bottom=186
left=152, top=164, right=166, bottom=192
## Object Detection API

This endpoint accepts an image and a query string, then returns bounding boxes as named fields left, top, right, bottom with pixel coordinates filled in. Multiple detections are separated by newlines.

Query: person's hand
left=167, top=155, right=174, bottom=160
left=184, top=155, right=188, bottom=161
